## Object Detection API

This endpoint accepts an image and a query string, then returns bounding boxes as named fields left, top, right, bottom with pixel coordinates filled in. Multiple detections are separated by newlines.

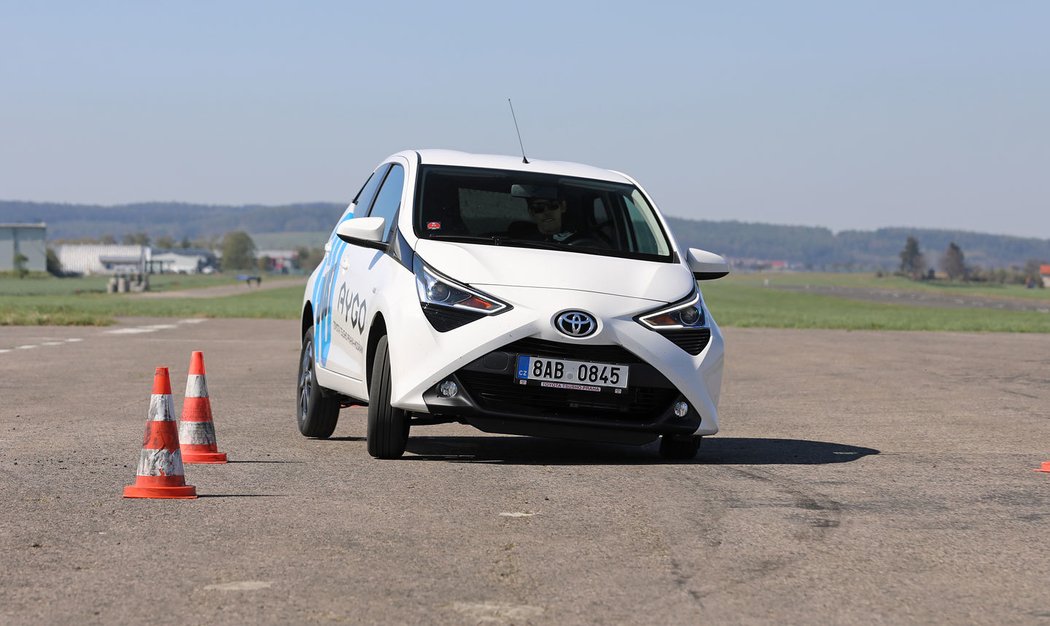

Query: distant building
left=56, top=244, right=150, bottom=275
left=1041, top=264, right=1050, bottom=288
left=0, top=223, right=47, bottom=272
left=731, top=257, right=794, bottom=272
left=151, top=248, right=218, bottom=274
left=257, top=249, right=299, bottom=273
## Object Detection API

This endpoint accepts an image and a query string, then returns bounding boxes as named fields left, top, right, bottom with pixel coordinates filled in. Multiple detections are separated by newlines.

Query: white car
left=298, top=150, right=728, bottom=459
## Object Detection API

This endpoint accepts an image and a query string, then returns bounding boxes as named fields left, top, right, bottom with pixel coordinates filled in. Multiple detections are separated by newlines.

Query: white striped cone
left=179, top=352, right=227, bottom=463
left=124, top=367, right=197, bottom=499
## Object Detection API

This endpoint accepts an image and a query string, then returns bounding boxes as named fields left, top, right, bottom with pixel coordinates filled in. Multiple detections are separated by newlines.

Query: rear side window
left=352, top=164, right=391, bottom=216
left=367, top=164, right=405, bottom=241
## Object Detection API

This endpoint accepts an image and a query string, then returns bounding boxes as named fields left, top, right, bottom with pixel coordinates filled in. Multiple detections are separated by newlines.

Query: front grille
left=502, top=338, right=643, bottom=363
left=457, top=371, right=677, bottom=421
left=657, top=328, right=711, bottom=355
left=455, top=338, right=678, bottom=421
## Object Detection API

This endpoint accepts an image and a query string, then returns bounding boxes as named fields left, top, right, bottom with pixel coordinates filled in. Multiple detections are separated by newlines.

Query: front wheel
left=366, top=336, right=409, bottom=459
left=297, top=326, right=340, bottom=438
left=659, top=434, right=702, bottom=460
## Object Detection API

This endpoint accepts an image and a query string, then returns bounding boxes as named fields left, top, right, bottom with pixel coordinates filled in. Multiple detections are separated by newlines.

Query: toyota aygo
left=298, top=150, right=729, bottom=459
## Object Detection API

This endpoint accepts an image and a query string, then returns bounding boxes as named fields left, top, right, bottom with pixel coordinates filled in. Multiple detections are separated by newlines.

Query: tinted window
left=623, top=192, right=663, bottom=255
left=353, top=164, right=390, bottom=216
left=414, top=166, right=673, bottom=262
left=367, top=164, right=405, bottom=241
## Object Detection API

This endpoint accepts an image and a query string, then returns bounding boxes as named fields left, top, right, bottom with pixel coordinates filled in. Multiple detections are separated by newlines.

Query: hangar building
left=0, top=223, right=47, bottom=272
left=56, top=244, right=150, bottom=276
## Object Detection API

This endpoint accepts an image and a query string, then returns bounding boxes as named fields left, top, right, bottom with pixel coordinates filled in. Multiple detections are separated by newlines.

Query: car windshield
left=414, top=166, right=674, bottom=261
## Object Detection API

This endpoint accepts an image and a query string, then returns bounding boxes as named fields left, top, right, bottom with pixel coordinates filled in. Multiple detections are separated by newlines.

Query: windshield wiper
left=426, top=234, right=500, bottom=244
left=424, top=234, right=564, bottom=251
left=492, top=237, right=564, bottom=251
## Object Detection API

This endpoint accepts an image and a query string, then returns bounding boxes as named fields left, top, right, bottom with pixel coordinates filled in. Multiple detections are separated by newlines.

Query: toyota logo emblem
left=555, top=310, right=597, bottom=338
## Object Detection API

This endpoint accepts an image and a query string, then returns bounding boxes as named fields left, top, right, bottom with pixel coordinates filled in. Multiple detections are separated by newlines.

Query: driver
left=526, top=197, right=575, bottom=242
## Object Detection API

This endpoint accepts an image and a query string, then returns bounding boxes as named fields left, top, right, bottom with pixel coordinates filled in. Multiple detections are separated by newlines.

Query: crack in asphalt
left=661, top=466, right=846, bottom=603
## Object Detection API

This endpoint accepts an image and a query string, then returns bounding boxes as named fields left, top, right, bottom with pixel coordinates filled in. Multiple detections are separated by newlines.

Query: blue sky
left=2, top=1, right=1047, bottom=238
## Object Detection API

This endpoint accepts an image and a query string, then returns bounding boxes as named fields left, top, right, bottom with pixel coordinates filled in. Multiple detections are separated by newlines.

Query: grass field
left=2, top=272, right=1049, bottom=332
left=701, top=280, right=1050, bottom=333
left=1, top=275, right=301, bottom=325
left=735, top=271, right=1050, bottom=301
left=0, top=274, right=246, bottom=296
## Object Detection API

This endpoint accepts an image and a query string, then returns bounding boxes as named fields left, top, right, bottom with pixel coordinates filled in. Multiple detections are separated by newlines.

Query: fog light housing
left=438, top=380, right=459, bottom=398
left=673, top=401, right=689, bottom=418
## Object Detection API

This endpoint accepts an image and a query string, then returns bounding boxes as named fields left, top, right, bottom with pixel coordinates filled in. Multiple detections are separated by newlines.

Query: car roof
left=400, top=149, right=633, bottom=185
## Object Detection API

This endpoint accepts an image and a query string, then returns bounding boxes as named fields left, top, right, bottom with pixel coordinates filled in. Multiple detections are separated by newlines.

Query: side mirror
left=336, top=217, right=386, bottom=250
left=687, top=248, right=730, bottom=280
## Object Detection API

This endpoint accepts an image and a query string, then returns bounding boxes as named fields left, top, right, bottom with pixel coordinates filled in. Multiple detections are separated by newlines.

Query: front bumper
left=388, top=286, right=723, bottom=437
left=422, top=337, right=706, bottom=445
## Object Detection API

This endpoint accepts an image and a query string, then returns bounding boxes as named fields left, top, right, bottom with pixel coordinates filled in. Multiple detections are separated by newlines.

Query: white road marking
left=203, top=581, right=272, bottom=591
left=1, top=337, right=83, bottom=356
left=105, top=323, right=180, bottom=335
left=3, top=321, right=186, bottom=356
left=451, top=602, right=544, bottom=622
left=498, top=511, right=537, bottom=518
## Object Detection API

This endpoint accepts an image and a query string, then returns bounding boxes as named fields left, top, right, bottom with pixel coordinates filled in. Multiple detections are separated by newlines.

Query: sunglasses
left=527, top=200, right=562, bottom=215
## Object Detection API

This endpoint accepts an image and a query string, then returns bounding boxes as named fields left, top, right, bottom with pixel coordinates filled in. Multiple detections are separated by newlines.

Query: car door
left=327, top=161, right=407, bottom=382
left=314, top=164, right=390, bottom=379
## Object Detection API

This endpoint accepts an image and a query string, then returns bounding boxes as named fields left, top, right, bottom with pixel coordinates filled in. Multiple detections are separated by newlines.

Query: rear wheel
left=367, top=336, right=410, bottom=458
left=297, top=326, right=340, bottom=438
left=659, top=434, right=702, bottom=459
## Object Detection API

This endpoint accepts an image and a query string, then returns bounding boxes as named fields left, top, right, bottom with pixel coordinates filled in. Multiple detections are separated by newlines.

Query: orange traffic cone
left=178, top=351, right=228, bottom=464
left=123, top=367, right=197, bottom=499
left=1037, top=461, right=1050, bottom=473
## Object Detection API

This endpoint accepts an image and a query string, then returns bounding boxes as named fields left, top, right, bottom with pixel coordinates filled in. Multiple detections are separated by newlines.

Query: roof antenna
left=507, top=98, right=529, bottom=164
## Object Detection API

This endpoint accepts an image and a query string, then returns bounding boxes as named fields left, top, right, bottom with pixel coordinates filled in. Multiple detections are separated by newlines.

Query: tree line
left=9, top=198, right=1050, bottom=271
left=898, top=236, right=1045, bottom=287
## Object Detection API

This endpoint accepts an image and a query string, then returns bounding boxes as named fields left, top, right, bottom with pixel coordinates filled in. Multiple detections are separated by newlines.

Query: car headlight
left=636, top=290, right=712, bottom=356
left=637, top=291, right=705, bottom=330
left=414, top=256, right=509, bottom=331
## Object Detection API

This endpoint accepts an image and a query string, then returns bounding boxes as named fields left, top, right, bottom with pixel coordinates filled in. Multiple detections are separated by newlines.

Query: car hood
left=413, top=239, right=693, bottom=303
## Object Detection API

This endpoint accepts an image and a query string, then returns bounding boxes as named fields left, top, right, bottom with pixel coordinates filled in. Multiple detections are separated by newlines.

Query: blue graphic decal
left=312, top=212, right=355, bottom=367
left=516, top=356, right=530, bottom=380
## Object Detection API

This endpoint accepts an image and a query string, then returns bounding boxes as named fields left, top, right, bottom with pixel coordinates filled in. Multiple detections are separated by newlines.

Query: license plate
left=514, top=355, right=629, bottom=393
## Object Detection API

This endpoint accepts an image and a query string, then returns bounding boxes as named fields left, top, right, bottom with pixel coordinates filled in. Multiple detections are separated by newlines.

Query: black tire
left=366, top=336, right=409, bottom=459
left=659, top=434, right=702, bottom=460
left=297, top=326, right=340, bottom=438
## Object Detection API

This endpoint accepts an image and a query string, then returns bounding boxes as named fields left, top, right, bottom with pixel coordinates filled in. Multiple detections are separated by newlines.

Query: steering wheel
left=564, top=230, right=613, bottom=248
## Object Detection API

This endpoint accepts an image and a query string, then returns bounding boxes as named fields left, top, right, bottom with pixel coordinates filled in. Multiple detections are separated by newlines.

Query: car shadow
left=403, top=436, right=879, bottom=465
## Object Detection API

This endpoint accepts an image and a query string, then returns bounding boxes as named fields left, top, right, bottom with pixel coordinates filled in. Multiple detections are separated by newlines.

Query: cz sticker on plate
left=515, top=356, right=629, bottom=394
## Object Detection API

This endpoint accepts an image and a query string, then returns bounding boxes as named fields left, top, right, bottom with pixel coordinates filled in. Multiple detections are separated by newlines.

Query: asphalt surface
left=1, top=319, right=1048, bottom=624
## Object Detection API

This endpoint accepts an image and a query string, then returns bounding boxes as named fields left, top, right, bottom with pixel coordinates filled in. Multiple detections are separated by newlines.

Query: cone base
left=1036, top=462, right=1050, bottom=473
left=123, top=484, right=198, bottom=499
left=183, top=451, right=228, bottom=464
